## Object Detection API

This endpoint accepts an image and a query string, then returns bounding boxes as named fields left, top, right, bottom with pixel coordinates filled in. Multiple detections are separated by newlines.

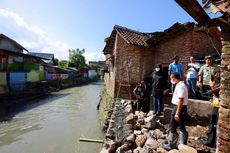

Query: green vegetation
left=68, top=48, right=86, bottom=68
left=91, top=64, right=100, bottom=73
left=53, top=58, right=59, bottom=66
left=98, top=86, right=114, bottom=128
left=58, top=60, right=69, bottom=68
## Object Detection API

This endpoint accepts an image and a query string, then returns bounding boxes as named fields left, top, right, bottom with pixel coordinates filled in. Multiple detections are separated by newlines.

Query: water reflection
left=0, top=124, right=41, bottom=146
left=0, top=81, right=104, bottom=153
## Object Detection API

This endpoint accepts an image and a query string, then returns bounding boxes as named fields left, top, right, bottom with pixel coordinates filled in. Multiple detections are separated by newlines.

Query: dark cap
left=205, top=55, right=213, bottom=60
left=214, top=67, right=221, bottom=74
left=172, top=55, right=179, bottom=60
left=155, top=64, right=162, bottom=68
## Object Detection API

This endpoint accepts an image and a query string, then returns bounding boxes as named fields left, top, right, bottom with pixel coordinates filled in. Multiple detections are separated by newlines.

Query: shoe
left=198, top=137, right=214, bottom=147
left=179, top=131, right=188, bottom=145
left=153, top=111, right=157, bottom=115
left=156, top=112, right=162, bottom=116
left=163, top=132, right=178, bottom=151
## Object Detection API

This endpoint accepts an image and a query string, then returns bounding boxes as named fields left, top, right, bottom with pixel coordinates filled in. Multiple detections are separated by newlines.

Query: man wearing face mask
left=151, top=64, right=165, bottom=116
left=164, top=72, right=188, bottom=151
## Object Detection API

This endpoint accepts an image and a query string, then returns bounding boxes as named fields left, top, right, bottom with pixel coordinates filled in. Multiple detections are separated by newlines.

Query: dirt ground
left=162, top=115, right=216, bottom=153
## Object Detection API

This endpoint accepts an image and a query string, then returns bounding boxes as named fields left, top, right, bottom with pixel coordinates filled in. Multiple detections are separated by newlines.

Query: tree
left=68, top=48, right=86, bottom=68
left=53, top=58, right=59, bottom=66
left=58, top=60, right=69, bottom=68
left=91, top=64, right=100, bottom=73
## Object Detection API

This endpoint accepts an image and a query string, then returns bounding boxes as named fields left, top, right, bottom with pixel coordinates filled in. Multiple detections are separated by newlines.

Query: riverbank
left=98, top=85, right=115, bottom=132
left=0, top=78, right=99, bottom=107
left=99, top=90, right=216, bottom=153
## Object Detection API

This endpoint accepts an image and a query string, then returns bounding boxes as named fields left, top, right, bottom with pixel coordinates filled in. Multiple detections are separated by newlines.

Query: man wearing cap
left=198, top=55, right=216, bottom=100
left=168, top=55, right=183, bottom=92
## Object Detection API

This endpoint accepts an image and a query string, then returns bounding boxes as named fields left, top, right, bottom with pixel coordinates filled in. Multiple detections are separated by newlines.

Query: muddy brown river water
left=0, top=82, right=104, bottom=153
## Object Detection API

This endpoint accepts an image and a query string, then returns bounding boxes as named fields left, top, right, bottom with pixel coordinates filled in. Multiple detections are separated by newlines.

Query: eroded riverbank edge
left=98, top=89, right=216, bottom=153
left=0, top=79, right=99, bottom=117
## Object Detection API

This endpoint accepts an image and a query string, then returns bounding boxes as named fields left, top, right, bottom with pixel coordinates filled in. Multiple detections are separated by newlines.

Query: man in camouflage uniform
left=198, top=55, right=216, bottom=100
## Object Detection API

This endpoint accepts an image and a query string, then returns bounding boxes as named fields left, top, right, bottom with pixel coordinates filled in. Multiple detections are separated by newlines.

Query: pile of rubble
left=100, top=99, right=198, bottom=153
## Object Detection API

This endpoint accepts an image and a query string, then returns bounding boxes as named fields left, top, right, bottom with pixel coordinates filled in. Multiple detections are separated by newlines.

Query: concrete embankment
left=0, top=78, right=99, bottom=109
left=98, top=91, right=215, bottom=153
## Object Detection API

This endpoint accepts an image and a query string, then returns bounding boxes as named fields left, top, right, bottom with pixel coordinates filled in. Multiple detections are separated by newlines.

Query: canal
left=0, top=82, right=104, bottom=153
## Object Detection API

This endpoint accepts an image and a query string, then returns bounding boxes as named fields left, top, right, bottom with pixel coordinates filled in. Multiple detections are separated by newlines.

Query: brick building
left=103, top=22, right=221, bottom=99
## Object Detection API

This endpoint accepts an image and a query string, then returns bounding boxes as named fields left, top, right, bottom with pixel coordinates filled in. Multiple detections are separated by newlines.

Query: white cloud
left=0, top=8, right=104, bottom=61
left=84, top=51, right=105, bottom=63
left=0, top=8, right=46, bottom=38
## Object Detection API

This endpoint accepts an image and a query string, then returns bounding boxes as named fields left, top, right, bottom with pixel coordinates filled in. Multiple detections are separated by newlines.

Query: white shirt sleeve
left=195, top=63, right=201, bottom=69
left=176, top=85, right=186, bottom=99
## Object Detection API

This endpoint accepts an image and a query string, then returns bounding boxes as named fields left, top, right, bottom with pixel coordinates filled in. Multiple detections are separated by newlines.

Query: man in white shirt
left=164, top=73, right=189, bottom=151
left=186, top=56, right=200, bottom=99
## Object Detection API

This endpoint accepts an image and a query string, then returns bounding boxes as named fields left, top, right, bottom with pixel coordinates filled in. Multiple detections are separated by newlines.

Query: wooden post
left=0, top=53, right=2, bottom=72
left=79, top=138, right=103, bottom=143
left=6, top=55, right=9, bottom=73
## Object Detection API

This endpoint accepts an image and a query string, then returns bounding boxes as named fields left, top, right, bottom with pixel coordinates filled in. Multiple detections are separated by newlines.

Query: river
left=0, top=82, right=104, bottom=153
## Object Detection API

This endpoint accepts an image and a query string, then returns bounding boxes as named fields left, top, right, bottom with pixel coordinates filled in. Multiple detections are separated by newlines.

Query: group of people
left=133, top=54, right=221, bottom=150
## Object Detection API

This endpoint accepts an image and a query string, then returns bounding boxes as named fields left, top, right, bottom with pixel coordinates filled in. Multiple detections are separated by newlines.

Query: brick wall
left=114, top=34, right=155, bottom=99
left=154, top=31, right=191, bottom=67
left=190, top=31, right=222, bottom=57
left=217, top=28, right=230, bottom=153
left=104, top=30, right=221, bottom=99
left=154, top=31, right=221, bottom=77
left=104, top=53, right=115, bottom=97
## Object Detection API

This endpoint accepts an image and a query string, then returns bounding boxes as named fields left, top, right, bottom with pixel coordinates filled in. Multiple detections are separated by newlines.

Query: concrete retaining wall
left=163, top=95, right=212, bottom=118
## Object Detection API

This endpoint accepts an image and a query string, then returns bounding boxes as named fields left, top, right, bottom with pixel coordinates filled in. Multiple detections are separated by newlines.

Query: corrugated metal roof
left=27, top=52, right=54, bottom=60
left=0, top=34, right=28, bottom=51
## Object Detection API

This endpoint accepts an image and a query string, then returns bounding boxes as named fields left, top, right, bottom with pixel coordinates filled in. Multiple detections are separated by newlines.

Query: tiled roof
left=114, top=25, right=154, bottom=47
left=103, top=22, right=197, bottom=54
left=103, top=25, right=159, bottom=54
left=148, top=22, right=195, bottom=45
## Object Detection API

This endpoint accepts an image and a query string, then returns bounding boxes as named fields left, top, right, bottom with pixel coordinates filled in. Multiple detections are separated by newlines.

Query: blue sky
left=0, top=0, right=198, bottom=62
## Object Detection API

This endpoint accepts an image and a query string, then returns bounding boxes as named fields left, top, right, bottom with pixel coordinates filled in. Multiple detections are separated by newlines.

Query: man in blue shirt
left=168, top=55, right=183, bottom=92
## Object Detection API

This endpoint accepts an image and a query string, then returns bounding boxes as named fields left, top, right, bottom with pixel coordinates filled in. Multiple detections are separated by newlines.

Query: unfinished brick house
left=103, top=22, right=222, bottom=99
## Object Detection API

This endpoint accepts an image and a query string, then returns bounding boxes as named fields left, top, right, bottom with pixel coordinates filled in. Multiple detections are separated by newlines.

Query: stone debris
left=135, top=135, right=147, bottom=147
left=144, top=137, right=159, bottom=150
left=125, top=114, right=135, bottom=124
left=168, top=149, right=180, bottom=153
left=157, top=147, right=168, bottom=153
left=133, top=147, right=145, bottom=153
left=126, top=134, right=136, bottom=143
left=100, top=139, right=116, bottom=153
left=134, top=130, right=142, bottom=135
left=177, top=144, right=197, bottom=153
left=100, top=99, right=202, bottom=153
left=141, top=128, right=149, bottom=134
left=167, top=144, right=198, bottom=153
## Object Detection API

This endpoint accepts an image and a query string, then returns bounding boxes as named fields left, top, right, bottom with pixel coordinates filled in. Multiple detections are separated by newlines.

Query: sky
left=0, top=0, right=198, bottom=62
